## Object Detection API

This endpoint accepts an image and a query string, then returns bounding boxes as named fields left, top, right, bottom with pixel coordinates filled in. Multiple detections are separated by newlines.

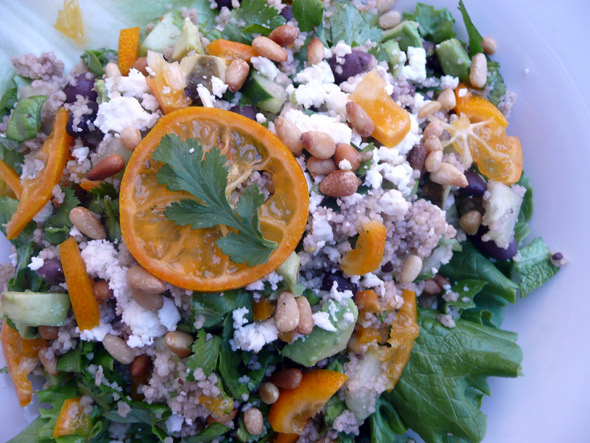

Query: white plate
left=1, top=1, right=589, bottom=441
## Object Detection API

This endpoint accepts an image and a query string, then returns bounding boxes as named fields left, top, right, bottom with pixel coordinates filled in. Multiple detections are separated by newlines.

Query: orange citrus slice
left=341, top=220, right=386, bottom=276
left=207, top=39, right=258, bottom=62
left=454, top=84, right=508, bottom=129
left=120, top=107, right=309, bottom=292
left=0, top=158, right=23, bottom=198
left=53, top=397, right=92, bottom=437
left=118, top=27, right=141, bottom=76
left=53, top=0, right=85, bottom=45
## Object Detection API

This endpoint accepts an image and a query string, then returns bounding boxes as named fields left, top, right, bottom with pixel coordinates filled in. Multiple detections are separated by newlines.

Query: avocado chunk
left=276, top=252, right=300, bottom=294
left=436, top=38, right=471, bottom=81
left=172, top=17, right=205, bottom=60
left=141, top=11, right=183, bottom=55
left=382, top=21, right=422, bottom=52
left=1, top=291, right=70, bottom=327
left=242, top=73, right=288, bottom=114
left=282, top=298, right=358, bottom=367
left=381, top=40, right=404, bottom=78
left=181, top=54, right=228, bottom=93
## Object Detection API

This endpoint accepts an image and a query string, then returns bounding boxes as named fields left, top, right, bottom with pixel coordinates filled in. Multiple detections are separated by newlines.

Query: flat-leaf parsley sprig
left=153, top=134, right=277, bottom=266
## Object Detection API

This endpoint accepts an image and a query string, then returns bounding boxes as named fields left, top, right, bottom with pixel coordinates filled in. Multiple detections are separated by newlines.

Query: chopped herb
left=458, top=0, right=484, bottom=56
left=81, top=48, right=117, bottom=76
left=328, top=3, right=382, bottom=47
left=292, top=0, right=325, bottom=32
left=44, top=186, right=80, bottom=245
left=186, top=330, right=222, bottom=377
left=403, top=3, right=456, bottom=44
left=221, top=0, right=286, bottom=43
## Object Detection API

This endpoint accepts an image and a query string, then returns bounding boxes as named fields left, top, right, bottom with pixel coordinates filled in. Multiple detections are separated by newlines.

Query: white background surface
left=1, top=1, right=589, bottom=441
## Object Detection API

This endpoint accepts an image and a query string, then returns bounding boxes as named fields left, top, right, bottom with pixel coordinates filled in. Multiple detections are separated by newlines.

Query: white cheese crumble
left=32, top=200, right=53, bottom=223
left=197, top=85, right=215, bottom=108
left=233, top=306, right=249, bottom=329
left=251, top=56, right=279, bottom=81
left=95, top=97, right=158, bottom=133
left=27, top=256, right=44, bottom=271
left=231, top=319, right=278, bottom=353
left=339, top=159, right=352, bottom=171
left=211, top=76, right=228, bottom=97
left=283, top=109, right=352, bottom=144
left=312, top=311, right=337, bottom=332
left=158, top=297, right=181, bottom=331
left=379, top=189, right=410, bottom=219
left=116, top=69, right=150, bottom=98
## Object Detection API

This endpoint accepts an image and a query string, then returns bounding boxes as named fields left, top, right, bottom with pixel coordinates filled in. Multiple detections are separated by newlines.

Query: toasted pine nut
left=423, top=120, right=444, bottom=139
left=459, top=209, right=482, bottom=236
left=39, top=348, right=58, bottom=376
left=269, top=24, right=298, bottom=47
left=130, top=287, right=164, bottom=311
left=334, top=143, right=361, bottom=172
left=165, top=331, right=194, bottom=357
left=259, top=382, right=279, bottom=404
left=470, top=53, right=488, bottom=89
left=482, top=36, right=497, bottom=55
left=424, top=136, right=442, bottom=152
left=307, top=157, right=337, bottom=177
left=437, top=88, right=456, bottom=111
left=244, top=408, right=264, bottom=436
left=126, top=265, right=166, bottom=294
left=275, top=291, right=299, bottom=333
left=379, top=10, right=402, bottom=29
left=272, top=368, right=303, bottom=390
left=346, top=102, right=375, bottom=137
left=120, top=127, right=142, bottom=150
left=38, top=326, right=59, bottom=340
left=423, top=278, right=442, bottom=295
left=319, top=170, right=360, bottom=197
left=429, top=163, right=468, bottom=187
left=132, top=57, right=149, bottom=75
left=226, top=59, right=250, bottom=93
left=87, top=154, right=125, bottom=180
left=275, top=116, right=303, bottom=155
left=425, top=150, right=443, bottom=173
left=295, top=296, right=313, bottom=335
left=418, top=101, right=442, bottom=119
left=92, top=279, right=113, bottom=303
left=105, top=62, right=121, bottom=79
left=307, top=37, right=325, bottom=65
left=252, top=36, right=288, bottom=62
left=130, top=354, right=152, bottom=377
left=400, top=255, right=422, bottom=284
left=433, top=274, right=450, bottom=289
left=103, top=334, right=134, bottom=364
left=301, top=131, right=336, bottom=159
left=376, top=0, right=397, bottom=13
left=69, top=207, right=106, bottom=240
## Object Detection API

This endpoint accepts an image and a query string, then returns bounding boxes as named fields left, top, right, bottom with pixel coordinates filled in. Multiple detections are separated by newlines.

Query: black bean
left=470, top=226, right=517, bottom=261
left=551, top=252, right=563, bottom=261
left=329, top=50, right=374, bottom=84
left=407, top=143, right=426, bottom=171
left=458, top=170, right=487, bottom=197
left=36, top=259, right=64, bottom=285
left=423, top=41, right=442, bottom=74
left=229, top=105, right=258, bottom=121
left=66, top=101, right=99, bottom=137
left=321, top=272, right=358, bottom=294
left=216, top=0, right=238, bottom=10
left=64, top=73, right=97, bottom=104
left=381, top=261, right=394, bottom=273
left=280, top=6, right=294, bottom=21
left=417, top=293, right=437, bottom=309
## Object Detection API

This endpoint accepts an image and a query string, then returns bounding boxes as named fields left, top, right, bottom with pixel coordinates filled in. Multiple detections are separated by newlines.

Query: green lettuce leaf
left=513, top=237, right=560, bottom=297
left=5, top=95, right=48, bottom=142
left=443, top=279, right=486, bottom=315
left=403, top=3, right=456, bottom=44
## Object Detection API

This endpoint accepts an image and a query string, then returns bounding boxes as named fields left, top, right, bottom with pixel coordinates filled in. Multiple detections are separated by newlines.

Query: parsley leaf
left=513, top=237, right=560, bottom=297
left=292, top=0, right=325, bottom=32
left=88, top=183, right=121, bottom=241
left=153, top=134, right=277, bottom=266
left=514, top=173, right=533, bottom=244
left=403, top=3, right=456, bottom=44
left=0, top=137, right=23, bottom=174
left=458, top=0, right=483, bottom=56
left=486, top=59, right=507, bottom=106
left=328, top=3, right=382, bottom=47
left=186, top=330, right=222, bottom=377
left=44, top=186, right=80, bottom=245
left=221, top=0, right=285, bottom=43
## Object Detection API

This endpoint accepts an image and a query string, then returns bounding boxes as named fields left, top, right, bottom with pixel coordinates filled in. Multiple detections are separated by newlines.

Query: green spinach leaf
left=513, top=237, right=559, bottom=297
left=5, top=95, right=48, bottom=142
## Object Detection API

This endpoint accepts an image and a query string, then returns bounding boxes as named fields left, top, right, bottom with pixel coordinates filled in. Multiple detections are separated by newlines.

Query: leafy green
left=44, top=187, right=80, bottom=245
left=81, top=49, right=117, bottom=76
left=184, top=423, right=232, bottom=442
left=444, top=279, right=486, bottom=315
left=355, top=142, right=376, bottom=177
left=369, top=395, right=409, bottom=443
left=186, top=329, right=222, bottom=376
left=324, top=394, right=346, bottom=427
left=514, top=173, right=533, bottom=244
left=221, top=0, right=285, bottom=43
left=5, top=95, right=48, bottom=142
left=88, top=182, right=121, bottom=241
left=190, top=289, right=251, bottom=328
left=0, top=137, right=23, bottom=173
left=513, top=238, right=559, bottom=297
left=153, top=134, right=277, bottom=266
left=0, top=87, right=17, bottom=119
left=391, top=309, right=522, bottom=443
left=236, top=414, right=268, bottom=442
left=6, top=416, right=44, bottom=443
left=486, top=60, right=507, bottom=106
left=328, top=3, right=382, bottom=48
left=458, top=0, right=483, bottom=56
left=403, top=3, right=456, bottom=44
left=292, top=0, right=325, bottom=32
left=219, top=340, right=249, bottom=399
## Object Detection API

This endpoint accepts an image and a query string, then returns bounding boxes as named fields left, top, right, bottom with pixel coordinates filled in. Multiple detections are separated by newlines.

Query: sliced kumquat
left=350, top=69, right=411, bottom=147
left=253, top=298, right=275, bottom=321
left=53, top=0, right=85, bottom=45
left=354, top=289, right=380, bottom=314
left=1, top=319, right=47, bottom=407
left=59, top=237, right=100, bottom=331
left=356, top=326, right=384, bottom=345
left=268, top=370, right=348, bottom=434
left=0, top=158, right=23, bottom=198
left=79, top=178, right=103, bottom=192
left=341, top=220, right=387, bottom=276
left=199, top=395, right=234, bottom=417
left=146, top=51, right=191, bottom=114
left=6, top=108, right=71, bottom=240
left=118, top=27, right=141, bottom=76
left=53, top=397, right=92, bottom=437
left=120, top=107, right=309, bottom=292
left=206, top=39, right=258, bottom=62
left=454, top=84, right=508, bottom=129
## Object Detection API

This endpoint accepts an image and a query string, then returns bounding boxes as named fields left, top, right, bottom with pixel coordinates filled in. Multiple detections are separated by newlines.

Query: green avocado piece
left=1, top=291, right=70, bottom=327
left=140, top=11, right=183, bottom=56
left=436, top=38, right=472, bottom=81
left=282, top=298, right=358, bottom=367
left=276, top=252, right=300, bottom=294
left=382, top=21, right=422, bottom=52
left=180, top=54, right=228, bottom=91
left=381, top=40, right=404, bottom=78
left=172, top=17, right=205, bottom=60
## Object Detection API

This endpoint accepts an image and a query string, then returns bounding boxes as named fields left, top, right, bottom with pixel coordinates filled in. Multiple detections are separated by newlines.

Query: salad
left=0, top=0, right=565, bottom=442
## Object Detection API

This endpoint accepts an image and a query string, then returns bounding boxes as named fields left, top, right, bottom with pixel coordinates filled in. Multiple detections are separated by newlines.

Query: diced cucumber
left=436, top=38, right=471, bottom=82
left=242, top=73, right=287, bottom=114
left=481, top=181, right=525, bottom=249
left=344, top=347, right=384, bottom=421
left=140, top=11, right=183, bottom=56
left=1, top=291, right=70, bottom=327
left=382, top=21, right=422, bottom=52
left=172, top=17, right=205, bottom=60
left=381, top=40, right=404, bottom=78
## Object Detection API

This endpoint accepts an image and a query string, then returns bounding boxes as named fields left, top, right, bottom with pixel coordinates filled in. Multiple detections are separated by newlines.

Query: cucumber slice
left=382, top=21, right=422, bottom=52
left=1, top=291, right=70, bottom=327
left=140, top=11, right=183, bottom=56
left=242, top=73, right=287, bottom=114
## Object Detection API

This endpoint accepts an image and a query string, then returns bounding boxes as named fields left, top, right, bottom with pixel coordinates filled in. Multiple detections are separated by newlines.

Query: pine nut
left=376, top=0, right=397, bottom=13
left=379, top=10, right=402, bottom=29
left=226, top=59, right=250, bottom=93
left=301, top=131, right=336, bottom=159
left=470, top=53, right=488, bottom=89
left=425, top=150, right=443, bottom=173
left=437, top=88, right=456, bottom=111
left=295, top=296, right=313, bottom=335
left=346, top=102, right=375, bottom=137
left=130, top=354, right=152, bottom=377
left=423, top=120, right=444, bottom=139
left=274, top=291, right=299, bottom=333
left=418, top=101, right=442, bottom=119
left=105, top=62, right=121, bottom=79
left=244, top=408, right=264, bottom=435
left=252, top=36, right=288, bottom=62
left=423, top=278, right=442, bottom=295
left=38, top=326, right=59, bottom=340
left=259, top=382, right=280, bottom=404
left=482, top=36, right=497, bottom=55
left=126, top=265, right=166, bottom=294
left=92, top=279, right=113, bottom=303
left=307, top=157, right=337, bottom=177
left=275, top=116, right=303, bottom=155
left=132, top=57, right=149, bottom=76
left=459, top=209, right=482, bottom=236
left=272, top=368, right=303, bottom=390
left=165, top=331, right=194, bottom=357
left=39, top=348, right=58, bottom=376
left=319, top=170, right=360, bottom=197
left=120, top=127, right=142, bottom=150
left=307, top=37, right=325, bottom=65
left=433, top=274, right=450, bottom=289
left=429, top=163, right=468, bottom=187
left=400, top=255, right=422, bottom=284
left=130, top=287, right=164, bottom=311
left=69, top=207, right=106, bottom=240
left=103, top=334, right=134, bottom=364
left=334, top=143, right=361, bottom=172
left=87, top=154, right=125, bottom=180
left=269, top=24, right=298, bottom=47
left=424, top=136, right=442, bottom=152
